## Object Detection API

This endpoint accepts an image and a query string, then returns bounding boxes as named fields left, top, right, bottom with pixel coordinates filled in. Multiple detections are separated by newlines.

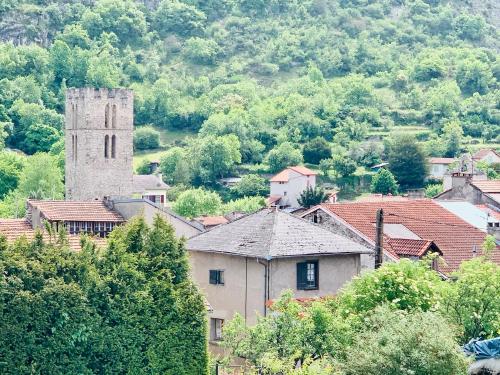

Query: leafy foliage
left=0, top=215, right=208, bottom=374
left=172, top=187, right=222, bottom=218
left=370, top=168, right=398, bottom=195
left=298, top=186, right=327, bottom=208
left=133, top=126, right=161, bottom=150
left=387, top=134, right=428, bottom=189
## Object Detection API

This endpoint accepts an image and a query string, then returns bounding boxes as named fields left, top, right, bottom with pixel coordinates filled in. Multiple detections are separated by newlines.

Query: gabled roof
left=269, top=166, right=317, bottom=182
left=428, top=157, right=456, bottom=164
left=470, top=180, right=500, bottom=193
left=473, top=148, right=499, bottom=160
left=132, top=174, right=170, bottom=192
left=0, top=219, right=106, bottom=251
left=387, top=238, right=439, bottom=257
left=195, top=216, right=229, bottom=227
left=28, top=200, right=125, bottom=222
left=314, top=200, right=498, bottom=274
left=187, top=208, right=371, bottom=258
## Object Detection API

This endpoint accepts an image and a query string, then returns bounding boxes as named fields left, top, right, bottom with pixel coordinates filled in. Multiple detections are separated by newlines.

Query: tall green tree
left=370, top=168, right=398, bottom=195
left=297, top=186, right=327, bottom=208
left=388, top=134, right=428, bottom=189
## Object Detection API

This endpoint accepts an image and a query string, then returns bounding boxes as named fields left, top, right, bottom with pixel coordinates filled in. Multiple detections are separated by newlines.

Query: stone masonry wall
left=65, top=88, right=134, bottom=200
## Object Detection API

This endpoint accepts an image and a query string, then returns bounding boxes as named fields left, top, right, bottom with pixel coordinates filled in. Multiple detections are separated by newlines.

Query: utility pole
left=375, top=208, right=384, bottom=269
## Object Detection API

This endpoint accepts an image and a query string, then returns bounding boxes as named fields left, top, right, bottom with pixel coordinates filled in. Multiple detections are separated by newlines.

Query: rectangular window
left=209, top=270, right=224, bottom=285
left=211, top=318, right=224, bottom=341
left=297, top=261, right=318, bottom=290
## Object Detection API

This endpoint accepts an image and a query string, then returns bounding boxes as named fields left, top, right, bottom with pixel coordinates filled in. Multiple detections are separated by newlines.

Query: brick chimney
left=487, top=221, right=500, bottom=241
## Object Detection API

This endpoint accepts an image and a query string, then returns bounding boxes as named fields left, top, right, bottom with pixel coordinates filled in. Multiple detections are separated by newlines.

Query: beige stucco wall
left=268, top=254, right=361, bottom=300
left=113, top=200, right=202, bottom=238
left=270, top=170, right=316, bottom=207
left=189, top=251, right=363, bottom=326
left=189, top=251, right=266, bottom=326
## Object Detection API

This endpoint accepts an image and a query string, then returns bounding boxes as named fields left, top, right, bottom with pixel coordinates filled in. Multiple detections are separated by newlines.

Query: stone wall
left=65, top=88, right=134, bottom=200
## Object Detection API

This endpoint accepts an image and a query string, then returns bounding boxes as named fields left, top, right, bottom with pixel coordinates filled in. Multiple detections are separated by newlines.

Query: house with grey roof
left=186, top=208, right=372, bottom=343
left=132, top=174, right=170, bottom=206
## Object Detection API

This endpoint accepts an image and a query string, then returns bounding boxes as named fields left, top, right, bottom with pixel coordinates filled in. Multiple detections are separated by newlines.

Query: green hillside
left=0, top=0, right=499, bottom=214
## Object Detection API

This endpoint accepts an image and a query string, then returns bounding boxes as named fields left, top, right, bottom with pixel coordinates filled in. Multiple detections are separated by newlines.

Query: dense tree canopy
left=0, top=215, right=208, bottom=374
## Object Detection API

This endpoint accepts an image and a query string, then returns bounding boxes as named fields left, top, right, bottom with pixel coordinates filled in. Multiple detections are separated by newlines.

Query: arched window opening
left=105, top=103, right=110, bottom=128
left=112, top=104, right=117, bottom=128
left=75, top=135, right=78, bottom=162
left=111, top=135, right=116, bottom=159
left=104, top=135, right=109, bottom=159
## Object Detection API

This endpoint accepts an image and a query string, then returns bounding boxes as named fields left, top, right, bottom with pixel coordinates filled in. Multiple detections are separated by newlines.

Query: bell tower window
left=111, top=135, right=116, bottom=158
left=104, top=135, right=109, bottom=158
left=112, top=104, right=117, bottom=128
left=105, top=104, right=110, bottom=128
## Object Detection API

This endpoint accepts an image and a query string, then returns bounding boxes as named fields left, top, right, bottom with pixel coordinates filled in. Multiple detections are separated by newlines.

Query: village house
left=268, top=166, right=317, bottom=208
left=132, top=174, right=170, bottom=206
left=436, top=179, right=500, bottom=210
left=300, top=200, right=500, bottom=275
left=187, top=208, right=371, bottom=342
left=428, top=157, right=456, bottom=180
left=472, top=148, right=500, bottom=164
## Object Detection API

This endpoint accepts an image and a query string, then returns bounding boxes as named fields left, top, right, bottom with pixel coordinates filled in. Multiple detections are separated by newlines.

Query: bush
left=172, top=188, right=222, bottom=218
left=231, top=174, right=268, bottom=198
left=341, top=307, right=469, bottom=375
left=133, top=126, right=161, bottom=150
left=303, top=137, right=332, bottom=165
left=183, top=37, right=220, bottom=65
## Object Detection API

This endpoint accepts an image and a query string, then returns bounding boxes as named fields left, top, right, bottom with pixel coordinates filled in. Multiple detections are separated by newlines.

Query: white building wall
left=429, top=163, right=449, bottom=179
left=270, top=171, right=316, bottom=207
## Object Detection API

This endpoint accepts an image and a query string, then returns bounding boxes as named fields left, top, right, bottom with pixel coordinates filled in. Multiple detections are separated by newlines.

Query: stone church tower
left=65, top=88, right=133, bottom=201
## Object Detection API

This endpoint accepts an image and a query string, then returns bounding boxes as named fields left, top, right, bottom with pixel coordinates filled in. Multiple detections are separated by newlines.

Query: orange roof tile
left=387, top=238, right=436, bottom=257
left=320, top=200, right=498, bottom=274
left=195, top=216, right=229, bottom=227
left=470, top=180, right=500, bottom=193
left=28, top=200, right=125, bottom=222
left=476, top=205, right=500, bottom=221
left=270, top=166, right=317, bottom=182
left=0, top=219, right=106, bottom=251
left=473, top=149, right=499, bottom=160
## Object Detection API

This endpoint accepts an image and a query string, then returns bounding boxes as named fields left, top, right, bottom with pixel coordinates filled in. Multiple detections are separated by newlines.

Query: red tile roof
left=476, top=205, right=500, bottom=221
left=0, top=219, right=106, bottom=251
left=356, top=194, right=410, bottom=203
left=320, top=200, right=498, bottom=274
left=470, top=180, right=500, bottom=193
left=195, top=216, right=229, bottom=227
left=28, top=200, right=125, bottom=222
left=428, top=157, right=456, bottom=164
left=387, top=238, right=436, bottom=257
left=473, top=148, right=499, bottom=160
left=270, top=166, right=317, bottom=182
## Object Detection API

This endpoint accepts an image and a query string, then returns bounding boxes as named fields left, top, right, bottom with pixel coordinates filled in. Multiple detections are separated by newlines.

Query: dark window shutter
left=209, top=270, right=217, bottom=284
left=297, top=262, right=307, bottom=289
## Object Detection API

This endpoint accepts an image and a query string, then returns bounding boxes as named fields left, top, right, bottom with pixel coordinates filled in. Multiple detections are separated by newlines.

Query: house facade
left=473, top=149, right=500, bottom=164
left=132, top=174, right=170, bottom=206
left=187, top=208, right=371, bottom=343
left=269, top=166, right=317, bottom=208
left=428, top=157, right=456, bottom=180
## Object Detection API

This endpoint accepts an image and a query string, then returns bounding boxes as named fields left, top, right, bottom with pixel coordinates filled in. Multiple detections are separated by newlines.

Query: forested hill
left=0, top=0, right=499, bottom=168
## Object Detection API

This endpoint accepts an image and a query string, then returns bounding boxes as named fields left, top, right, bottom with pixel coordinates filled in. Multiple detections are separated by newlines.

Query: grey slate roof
left=132, top=174, right=170, bottom=192
left=187, top=208, right=372, bottom=258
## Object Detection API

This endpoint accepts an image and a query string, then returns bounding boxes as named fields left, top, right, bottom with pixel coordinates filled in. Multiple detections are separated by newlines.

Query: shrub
left=133, top=126, right=161, bottom=150
left=267, top=142, right=303, bottom=173
left=303, top=137, right=332, bottom=165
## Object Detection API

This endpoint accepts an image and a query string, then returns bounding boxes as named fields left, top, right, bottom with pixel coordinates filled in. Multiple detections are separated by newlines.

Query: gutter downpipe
left=257, top=256, right=272, bottom=317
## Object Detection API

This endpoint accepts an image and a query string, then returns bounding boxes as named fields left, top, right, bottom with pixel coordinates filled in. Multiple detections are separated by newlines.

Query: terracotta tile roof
left=356, top=194, right=409, bottom=202
left=470, top=180, right=500, bottom=193
left=0, top=219, right=106, bottom=251
left=387, top=238, right=436, bottom=257
left=266, top=195, right=282, bottom=206
left=269, top=166, right=317, bottom=182
left=473, top=148, right=499, bottom=160
left=320, top=200, right=498, bottom=274
left=195, top=216, right=229, bottom=227
left=28, top=200, right=125, bottom=222
left=428, top=157, right=456, bottom=164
